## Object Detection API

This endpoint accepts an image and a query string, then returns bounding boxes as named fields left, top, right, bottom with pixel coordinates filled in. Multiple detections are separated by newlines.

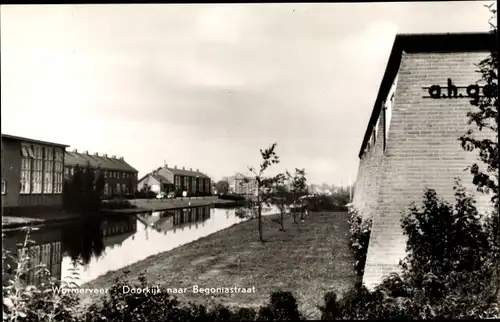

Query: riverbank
left=1, top=212, right=83, bottom=230
left=104, top=197, right=237, bottom=214
left=81, top=211, right=357, bottom=319
left=2, top=197, right=237, bottom=229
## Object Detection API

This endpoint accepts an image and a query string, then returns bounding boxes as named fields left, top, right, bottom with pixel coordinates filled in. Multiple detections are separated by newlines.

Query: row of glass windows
left=103, top=183, right=131, bottom=195
left=64, top=167, right=134, bottom=179
left=20, top=144, right=64, bottom=194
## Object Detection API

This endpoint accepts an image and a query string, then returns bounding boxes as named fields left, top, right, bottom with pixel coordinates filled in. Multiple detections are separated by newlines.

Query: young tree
left=459, top=3, right=499, bottom=300
left=269, top=173, right=290, bottom=231
left=244, top=143, right=281, bottom=242
left=288, top=168, right=308, bottom=223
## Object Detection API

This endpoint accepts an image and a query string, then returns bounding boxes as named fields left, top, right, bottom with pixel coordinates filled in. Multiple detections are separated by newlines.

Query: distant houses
left=64, top=149, right=138, bottom=198
left=227, top=173, right=258, bottom=196
left=137, top=164, right=212, bottom=196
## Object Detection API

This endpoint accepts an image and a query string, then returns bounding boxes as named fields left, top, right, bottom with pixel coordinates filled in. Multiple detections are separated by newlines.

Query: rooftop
left=65, top=150, right=137, bottom=172
left=1, top=134, right=69, bottom=148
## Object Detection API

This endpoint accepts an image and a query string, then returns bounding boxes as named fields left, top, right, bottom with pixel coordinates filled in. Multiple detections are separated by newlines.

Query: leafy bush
left=101, top=198, right=137, bottom=210
left=320, top=181, right=499, bottom=320
left=307, top=194, right=349, bottom=212
left=347, top=204, right=372, bottom=276
left=218, top=193, right=246, bottom=201
left=2, top=229, right=81, bottom=322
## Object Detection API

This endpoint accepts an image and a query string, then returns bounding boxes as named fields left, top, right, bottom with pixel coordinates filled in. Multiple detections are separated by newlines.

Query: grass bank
left=82, top=211, right=357, bottom=319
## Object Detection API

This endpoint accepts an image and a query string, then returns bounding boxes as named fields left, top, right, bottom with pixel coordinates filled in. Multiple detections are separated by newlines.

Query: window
left=31, top=145, right=43, bottom=193
left=385, top=73, right=399, bottom=150
left=1, top=180, right=6, bottom=194
left=104, top=171, right=107, bottom=179
left=43, top=147, right=54, bottom=194
left=104, top=183, right=109, bottom=195
left=20, top=144, right=32, bottom=194
left=70, top=167, right=74, bottom=176
left=122, top=184, right=126, bottom=194
left=184, top=176, right=188, bottom=188
left=53, top=149, right=63, bottom=193
left=122, top=172, right=126, bottom=179
left=116, top=183, right=120, bottom=194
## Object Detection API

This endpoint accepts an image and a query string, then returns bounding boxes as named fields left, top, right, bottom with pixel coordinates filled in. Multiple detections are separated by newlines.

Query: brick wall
left=357, top=51, right=496, bottom=289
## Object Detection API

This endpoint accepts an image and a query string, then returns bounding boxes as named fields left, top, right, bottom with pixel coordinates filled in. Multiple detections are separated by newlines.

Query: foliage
left=307, top=194, right=350, bottom=212
left=241, top=142, right=282, bottom=242
left=319, top=182, right=500, bottom=320
left=218, top=193, right=246, bottom=201
left=347, top=204, right=372, bottom=277
left=2, top=228, right=81, bottom=322
left=63, top=163, right=105, bottom=214
left=215, top=180, right=230, bottom=194
left=268, top=174, right=292, bottom=231
left=287, top=169, right=307, bottom=223
left=459, top=2, right=499, bottom=300
left=101, top=199, right=137, bottom=210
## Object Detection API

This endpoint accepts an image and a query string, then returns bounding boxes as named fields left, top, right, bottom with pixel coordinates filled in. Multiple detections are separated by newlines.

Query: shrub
left=218, top=193, right=246, bottom=201
left=101, top=199, right=137, bottom=210
left=2, top=228, right=81, bottom=322
left=307, top=194, right=349, bottom=212
left=347, top=204, right=372, bottom=277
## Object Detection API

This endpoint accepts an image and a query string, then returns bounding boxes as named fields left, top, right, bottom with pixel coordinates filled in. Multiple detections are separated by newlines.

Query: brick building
left=64, top=149, right=138, bottom=198
left=352, top=32, right=497, bottom=290
left=227, top=173, right=258, bottom=196
left=1, top=134, right=68, bottom=216
left=137, top=164, right=212, bottom=196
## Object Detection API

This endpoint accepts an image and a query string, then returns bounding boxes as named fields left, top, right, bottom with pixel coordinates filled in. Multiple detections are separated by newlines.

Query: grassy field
left=82, top=211, right=357, bottom=319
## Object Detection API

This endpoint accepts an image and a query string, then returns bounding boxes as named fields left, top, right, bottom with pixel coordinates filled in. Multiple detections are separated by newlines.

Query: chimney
left=164, top=163, right=168, bottom=168
left=103, top=154, right=108, bottom=158
left=111, top=155, right=116, bottom=158
left=182, top=166, right=185, bottom=170
left=119, top=157, right=124, bottom=160
left=174, top=165, right=177, bottom=169
left=72, top=149, right=78, bottom=153
left=196, top=169, right=199, bottom=172
left=190, top=168, right=192, bottom=171
left=84, top=150, right=88, bottom=155
left=94, top=152, right=99, bottom=156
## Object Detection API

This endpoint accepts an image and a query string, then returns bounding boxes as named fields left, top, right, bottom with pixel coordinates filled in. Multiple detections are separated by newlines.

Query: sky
left=0, top=2, right=494, bottom=185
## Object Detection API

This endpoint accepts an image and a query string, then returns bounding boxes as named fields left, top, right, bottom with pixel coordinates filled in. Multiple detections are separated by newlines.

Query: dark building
left=1, top=134, right=69, bottom=216
left=137, top=164, right=211, bottom=195
left=64, top=149, right=138, bottom=197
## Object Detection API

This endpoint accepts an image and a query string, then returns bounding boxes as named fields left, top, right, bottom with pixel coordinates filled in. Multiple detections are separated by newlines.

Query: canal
left=3, top=205, right=278, bottom=286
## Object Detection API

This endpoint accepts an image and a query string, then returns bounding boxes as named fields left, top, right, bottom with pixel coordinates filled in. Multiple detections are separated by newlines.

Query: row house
left=64, top=149, right=138, bottom=197
left=138, top=164, right=211, bottom=195
left=1, top=134, right=68, bottom=216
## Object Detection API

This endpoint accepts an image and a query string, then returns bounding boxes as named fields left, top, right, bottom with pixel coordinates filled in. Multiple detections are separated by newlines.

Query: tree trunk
left=280, top=209, right=284, bottom=231
left=300, top=201, right=304, bottom=221
left=258, top=207, right=263, bottom=242
left=292, top=207, right=297, bottom=224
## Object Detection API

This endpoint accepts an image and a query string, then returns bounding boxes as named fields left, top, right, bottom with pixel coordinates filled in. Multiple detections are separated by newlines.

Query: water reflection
left=3, top=205, right=278, bottom=286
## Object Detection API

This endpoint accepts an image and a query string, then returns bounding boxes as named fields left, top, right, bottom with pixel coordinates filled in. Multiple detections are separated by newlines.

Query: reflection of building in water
left=100, top=215, right=137, bottom=249
left=137, top=206, right=211, bottom=234
left=3, top=226, right=62, bottom=286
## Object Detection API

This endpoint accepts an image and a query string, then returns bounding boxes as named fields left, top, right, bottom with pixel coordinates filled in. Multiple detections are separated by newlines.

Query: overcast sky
left=1, top=2, right=493, bottom=185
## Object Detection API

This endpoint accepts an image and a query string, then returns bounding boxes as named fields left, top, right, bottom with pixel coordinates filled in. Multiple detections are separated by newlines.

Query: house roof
left=64, top=151, right=137, bottom=172
left=358, top=31, right=497, bottom=159
left=1, top=134, right=69, bottom=148
left=160, top=166, right=210, bottom=179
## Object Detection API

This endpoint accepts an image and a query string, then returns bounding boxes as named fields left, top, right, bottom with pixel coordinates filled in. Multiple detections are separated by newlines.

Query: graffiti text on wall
left=423, top=78, right=497, bottom=103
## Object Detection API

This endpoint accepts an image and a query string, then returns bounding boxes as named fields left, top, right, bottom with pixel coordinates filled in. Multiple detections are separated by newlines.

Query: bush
left=218, top=193, right=246, bottom=201
left=347, top=204, right=372, bottom=277
left=101, top=199, right=137, bottom=210
left=306, top=194, right=349, bottom=212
